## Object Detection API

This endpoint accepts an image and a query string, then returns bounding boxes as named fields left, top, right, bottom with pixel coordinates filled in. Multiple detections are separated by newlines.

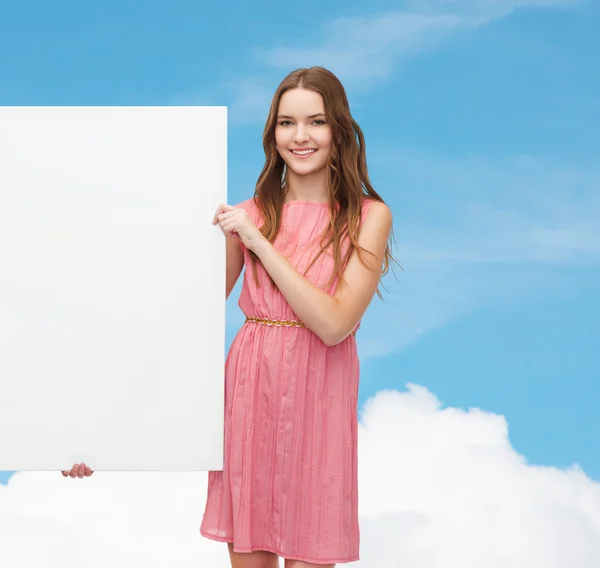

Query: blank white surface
left=0, top=106, right=227, bottom=471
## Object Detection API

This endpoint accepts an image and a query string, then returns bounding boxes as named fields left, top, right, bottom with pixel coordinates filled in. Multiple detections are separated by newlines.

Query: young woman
left=63, top=66, right=394, bottom=568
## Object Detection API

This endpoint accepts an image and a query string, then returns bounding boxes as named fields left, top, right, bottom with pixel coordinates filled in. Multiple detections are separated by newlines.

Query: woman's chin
left=286, top=163, right=327, bottom=178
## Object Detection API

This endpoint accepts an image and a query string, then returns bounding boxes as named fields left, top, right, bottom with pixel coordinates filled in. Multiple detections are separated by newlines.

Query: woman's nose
left=293, top=126, right=309, bottom=143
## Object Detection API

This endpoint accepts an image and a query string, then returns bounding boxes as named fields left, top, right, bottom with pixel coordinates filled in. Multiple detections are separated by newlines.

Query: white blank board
left=0, top=106, right=227, bottom=471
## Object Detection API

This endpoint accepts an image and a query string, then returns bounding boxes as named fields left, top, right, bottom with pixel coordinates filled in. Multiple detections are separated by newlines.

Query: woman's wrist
left=249, top=234, right=271, bottom=257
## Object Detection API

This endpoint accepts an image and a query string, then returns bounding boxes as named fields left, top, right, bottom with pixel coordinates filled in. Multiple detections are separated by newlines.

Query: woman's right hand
left=61, top=462, right=94, bottom=478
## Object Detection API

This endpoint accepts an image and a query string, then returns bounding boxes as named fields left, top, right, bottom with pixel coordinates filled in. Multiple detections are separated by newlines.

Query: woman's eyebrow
left=276, top=113, right=326, bottom=119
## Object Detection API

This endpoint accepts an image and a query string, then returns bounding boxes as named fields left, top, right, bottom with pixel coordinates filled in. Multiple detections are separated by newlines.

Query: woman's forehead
left=278, top=88, right=325, bottom=116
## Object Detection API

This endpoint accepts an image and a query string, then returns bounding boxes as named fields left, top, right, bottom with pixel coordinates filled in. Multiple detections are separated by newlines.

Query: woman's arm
left=225, top=235, right=244, bottom=300
left=251, top=201, right=392, bottom=346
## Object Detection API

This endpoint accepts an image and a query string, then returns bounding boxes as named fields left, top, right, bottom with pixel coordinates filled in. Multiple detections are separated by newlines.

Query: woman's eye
left=278, top=120, right=326, bottom=126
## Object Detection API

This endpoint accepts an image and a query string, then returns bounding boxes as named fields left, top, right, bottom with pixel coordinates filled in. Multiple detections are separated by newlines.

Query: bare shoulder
left=360, top=200, right=393, bottom=240
left=365, top=199, right=392, bottom=220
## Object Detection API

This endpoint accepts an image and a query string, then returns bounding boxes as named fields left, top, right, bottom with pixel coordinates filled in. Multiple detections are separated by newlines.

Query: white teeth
left=292, top=149, right=316, bottom=155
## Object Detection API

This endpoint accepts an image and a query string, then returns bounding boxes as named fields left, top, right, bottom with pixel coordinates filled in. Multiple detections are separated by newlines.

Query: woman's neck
left=284, top=170, right=328, bottom=204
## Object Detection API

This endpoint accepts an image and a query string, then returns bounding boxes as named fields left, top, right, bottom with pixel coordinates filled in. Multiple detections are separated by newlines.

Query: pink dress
left=200, top=197, right=373, bottom=564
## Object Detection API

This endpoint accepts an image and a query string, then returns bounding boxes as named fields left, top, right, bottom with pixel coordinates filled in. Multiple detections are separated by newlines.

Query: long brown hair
left=251, top=66, right=396, bottom=294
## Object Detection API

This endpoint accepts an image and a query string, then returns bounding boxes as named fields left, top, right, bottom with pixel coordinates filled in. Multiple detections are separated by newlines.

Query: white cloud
left=2, top=385, right=600, bottom=566
left=357, top=385, right=600, bottom=566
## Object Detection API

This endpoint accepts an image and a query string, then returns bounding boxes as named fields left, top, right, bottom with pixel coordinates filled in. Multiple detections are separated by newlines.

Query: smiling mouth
left=290, top=149, right=317, bottom=157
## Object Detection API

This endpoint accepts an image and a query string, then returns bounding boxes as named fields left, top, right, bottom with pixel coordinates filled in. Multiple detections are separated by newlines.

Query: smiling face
left=275, top=87, right=333, bottom=180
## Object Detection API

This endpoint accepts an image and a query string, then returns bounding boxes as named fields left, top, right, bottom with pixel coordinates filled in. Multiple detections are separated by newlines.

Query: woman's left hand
left=213, top=204, right=267, bottom=252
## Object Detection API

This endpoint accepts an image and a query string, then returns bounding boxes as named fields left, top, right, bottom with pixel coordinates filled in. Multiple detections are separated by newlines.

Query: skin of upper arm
left=329, top=201, right=393, bottom=343
left=225, top=235, right=244, bottom=299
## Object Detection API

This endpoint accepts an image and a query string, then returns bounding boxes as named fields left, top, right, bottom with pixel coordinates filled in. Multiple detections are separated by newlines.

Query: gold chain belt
left=245, top=316, right=356, bottom=336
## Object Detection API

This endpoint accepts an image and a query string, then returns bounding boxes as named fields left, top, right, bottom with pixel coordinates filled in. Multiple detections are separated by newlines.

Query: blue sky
left=1, top=0, right=598, bottom=492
